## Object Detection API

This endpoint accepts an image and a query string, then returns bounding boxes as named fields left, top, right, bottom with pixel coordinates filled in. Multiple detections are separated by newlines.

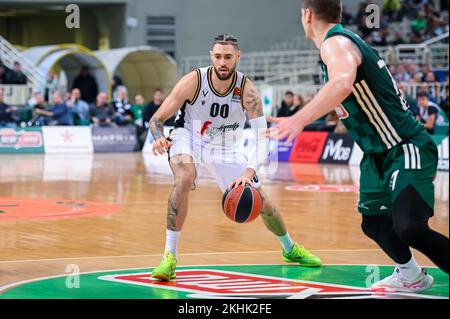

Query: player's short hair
left=212, top=34, right=239, bottom=50
left=417, top=91, right=429, bottom=98
left=302, top=0, right=342, bottom=24
left=285, top=91, right=294, bottom=96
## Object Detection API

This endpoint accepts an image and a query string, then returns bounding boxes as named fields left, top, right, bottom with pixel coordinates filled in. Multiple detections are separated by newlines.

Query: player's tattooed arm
left=242, top=79, right=264, bottom=119
left=150, top=69, right=199, bottom=136
left=149, top=117, right=165, bottom=140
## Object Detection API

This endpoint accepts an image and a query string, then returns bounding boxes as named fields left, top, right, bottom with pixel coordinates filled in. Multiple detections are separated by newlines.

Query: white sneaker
left=371, top=268, right=434, bottom=293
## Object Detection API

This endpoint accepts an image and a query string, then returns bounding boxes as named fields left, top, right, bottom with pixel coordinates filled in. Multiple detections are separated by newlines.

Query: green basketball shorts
left=358, top=139, right=438, bottom=216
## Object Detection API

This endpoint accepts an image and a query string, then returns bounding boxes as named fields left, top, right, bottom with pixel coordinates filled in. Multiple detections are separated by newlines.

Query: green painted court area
left=1, top=265, right=448, bottom=299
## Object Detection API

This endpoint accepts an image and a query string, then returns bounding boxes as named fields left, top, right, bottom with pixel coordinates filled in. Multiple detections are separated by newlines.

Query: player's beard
left=213, top=63, right=236, bottom=81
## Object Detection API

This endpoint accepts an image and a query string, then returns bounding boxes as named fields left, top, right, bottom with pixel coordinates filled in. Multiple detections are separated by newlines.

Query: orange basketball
left=222, top=184, right=263, bottom=223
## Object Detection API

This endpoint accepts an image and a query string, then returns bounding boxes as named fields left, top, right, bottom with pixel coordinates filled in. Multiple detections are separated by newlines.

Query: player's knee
left=393, top=221, right=426, bottom=246
left=392, top=185, right=432, bottom=246
left=260, top=199, right=274, bottom=218
left=361, top=216, right=378, bottom=240
left=175, top=172, right=195, bottom=192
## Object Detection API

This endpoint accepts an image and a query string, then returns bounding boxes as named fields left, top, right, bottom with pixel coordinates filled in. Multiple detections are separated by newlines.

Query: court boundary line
left=0, top=249, right=383, bottom=264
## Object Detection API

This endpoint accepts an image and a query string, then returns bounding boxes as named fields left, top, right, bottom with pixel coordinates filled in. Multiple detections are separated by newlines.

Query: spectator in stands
left=276, top=91, right=295, bottom=117
left=72, top=66, right=98, bottom=104
left=67, top=88, right=90, bottom=125
left=34, top=91, right=73, bottom=126
left=143, top=88, right=174, bottom=127
left=111, top=75, right=124, bottom=100
left=406, top=62, right=420, bottom=79
left=0, top=63, right=10, bottom=84
left=382, top=0, right=402, bottom=21
left=112, top=86, right=133, bottom=126
left=63, top=91, right=71, bottom=102
left=90, top=92, right=114, bottom=127
left=42, top=71, right=59, bottom=103
left=0, top=88, right=16, bottom=128
left=395, top=64, right=412, bottom=82
left=6, top=61, right=27, bottom=85
left=416, top=91, right=442, bottom=134
left=341, top=5, right=354, bottom=25
left=278, top=93, right=303, bottom=117
left=390, top=31, right=407, bottom=45
left=439, top=81, right=449, bottom=118
left=132, top=94, right=145, bottom=127
left=28, top=92, right=48, bottom=126
left=419, top=64, right=431, bottom=81
left=368, top=29, right=389, bottom=46
left=133, top=94, right=147, bottom=149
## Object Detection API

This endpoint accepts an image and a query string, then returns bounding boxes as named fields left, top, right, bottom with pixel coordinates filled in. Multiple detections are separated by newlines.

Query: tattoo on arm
left=246, top=87, right=264, bottom=118
left=149, top=117, right=165, bottom=140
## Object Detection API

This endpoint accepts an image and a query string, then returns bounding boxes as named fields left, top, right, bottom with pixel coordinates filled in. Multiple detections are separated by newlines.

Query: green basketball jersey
left=321, top=24, right=430, bottom=154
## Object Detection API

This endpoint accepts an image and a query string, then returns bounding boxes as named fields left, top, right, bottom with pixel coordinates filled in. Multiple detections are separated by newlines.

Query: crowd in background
left=0, top=64, right=178, bottom=148
left=342, top=0, right=449, bottom=45
left=276, top=61, right=449, bottom=135
left=0, top=60, right=27, bottom=85
left=2, top=0, right=450, bottom=140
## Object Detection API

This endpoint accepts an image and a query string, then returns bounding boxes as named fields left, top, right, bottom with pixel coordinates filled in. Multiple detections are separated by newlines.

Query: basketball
left=222, top=184, right=263, bottom=223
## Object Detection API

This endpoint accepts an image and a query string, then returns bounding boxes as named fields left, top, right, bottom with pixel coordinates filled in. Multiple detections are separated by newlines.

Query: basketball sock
left=396, top=256, right=422, bottom=281
left=278, top=233, right=295, bottom=253
left=164, top=230, right=181, bottom=258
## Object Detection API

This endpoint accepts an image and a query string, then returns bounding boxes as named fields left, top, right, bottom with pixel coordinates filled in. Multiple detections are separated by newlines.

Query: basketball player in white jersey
left=149, top=34, right=322, bottom=281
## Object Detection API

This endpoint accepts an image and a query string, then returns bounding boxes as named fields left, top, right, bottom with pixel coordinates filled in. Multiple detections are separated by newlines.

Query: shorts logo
left=390, top=170, right=400, bottom=191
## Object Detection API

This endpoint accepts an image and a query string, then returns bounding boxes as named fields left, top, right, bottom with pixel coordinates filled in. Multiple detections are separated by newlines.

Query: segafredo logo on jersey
left=203, top=122, right=240, bottom=139
left=335, top=104, right=349, bottom=119
left=99, top=269, right=368, bottom=298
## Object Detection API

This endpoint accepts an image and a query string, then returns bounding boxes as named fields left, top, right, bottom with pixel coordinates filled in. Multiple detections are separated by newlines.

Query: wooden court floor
left=0, top=153, right=448, bottom=291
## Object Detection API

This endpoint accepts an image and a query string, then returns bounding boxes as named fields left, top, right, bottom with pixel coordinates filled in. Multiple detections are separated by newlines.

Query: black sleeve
left=428, top=105, right=438, bottom=116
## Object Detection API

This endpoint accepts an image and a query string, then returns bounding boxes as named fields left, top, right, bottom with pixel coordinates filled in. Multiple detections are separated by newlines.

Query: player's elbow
left=334, top=77, right=354, bottom=97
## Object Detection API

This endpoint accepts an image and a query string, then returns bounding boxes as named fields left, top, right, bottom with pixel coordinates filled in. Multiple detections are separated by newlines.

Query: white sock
left=396, top=256, right=422, bottom=281
left=164, top=230, right=181, bottom=258
left=278, top=233, right=295, bottom=253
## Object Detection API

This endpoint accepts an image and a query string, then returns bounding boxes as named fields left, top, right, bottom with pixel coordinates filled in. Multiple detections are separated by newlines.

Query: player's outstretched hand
left=152, top=137, right=172, bottom=156
left=266, top=115, right=305, bottom=145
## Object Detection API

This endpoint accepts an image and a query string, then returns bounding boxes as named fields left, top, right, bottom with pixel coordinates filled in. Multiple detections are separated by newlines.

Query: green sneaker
left=282, top=243, right=322, bottom=267
left=152, top=252, right=177, bottom=281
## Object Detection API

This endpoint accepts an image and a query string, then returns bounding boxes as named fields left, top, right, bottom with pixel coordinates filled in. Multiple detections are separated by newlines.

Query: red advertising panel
left=289, top=132, right=328, bottom=163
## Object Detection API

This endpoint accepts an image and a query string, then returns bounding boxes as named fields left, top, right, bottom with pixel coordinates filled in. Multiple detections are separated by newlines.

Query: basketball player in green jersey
left=268, top=0, right=449, bottom=293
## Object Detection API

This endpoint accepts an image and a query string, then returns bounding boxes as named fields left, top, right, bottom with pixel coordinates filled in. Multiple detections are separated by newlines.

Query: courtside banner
left=92, top=126, right=138, bottom=152
left=0, top=127, right=44, bottom=153
left=270, top=138, right=294, bottom=162
left=43, top=126, right=93, bottom=153
left=289, top=132, right=328, bottom=163
left=433, top=135, right=449, bottom=171
left=320, top=134, right=354, bottom=165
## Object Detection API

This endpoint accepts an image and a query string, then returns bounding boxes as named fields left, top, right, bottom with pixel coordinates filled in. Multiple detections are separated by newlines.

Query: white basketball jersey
left=173, top=66, right=247, bottom=147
